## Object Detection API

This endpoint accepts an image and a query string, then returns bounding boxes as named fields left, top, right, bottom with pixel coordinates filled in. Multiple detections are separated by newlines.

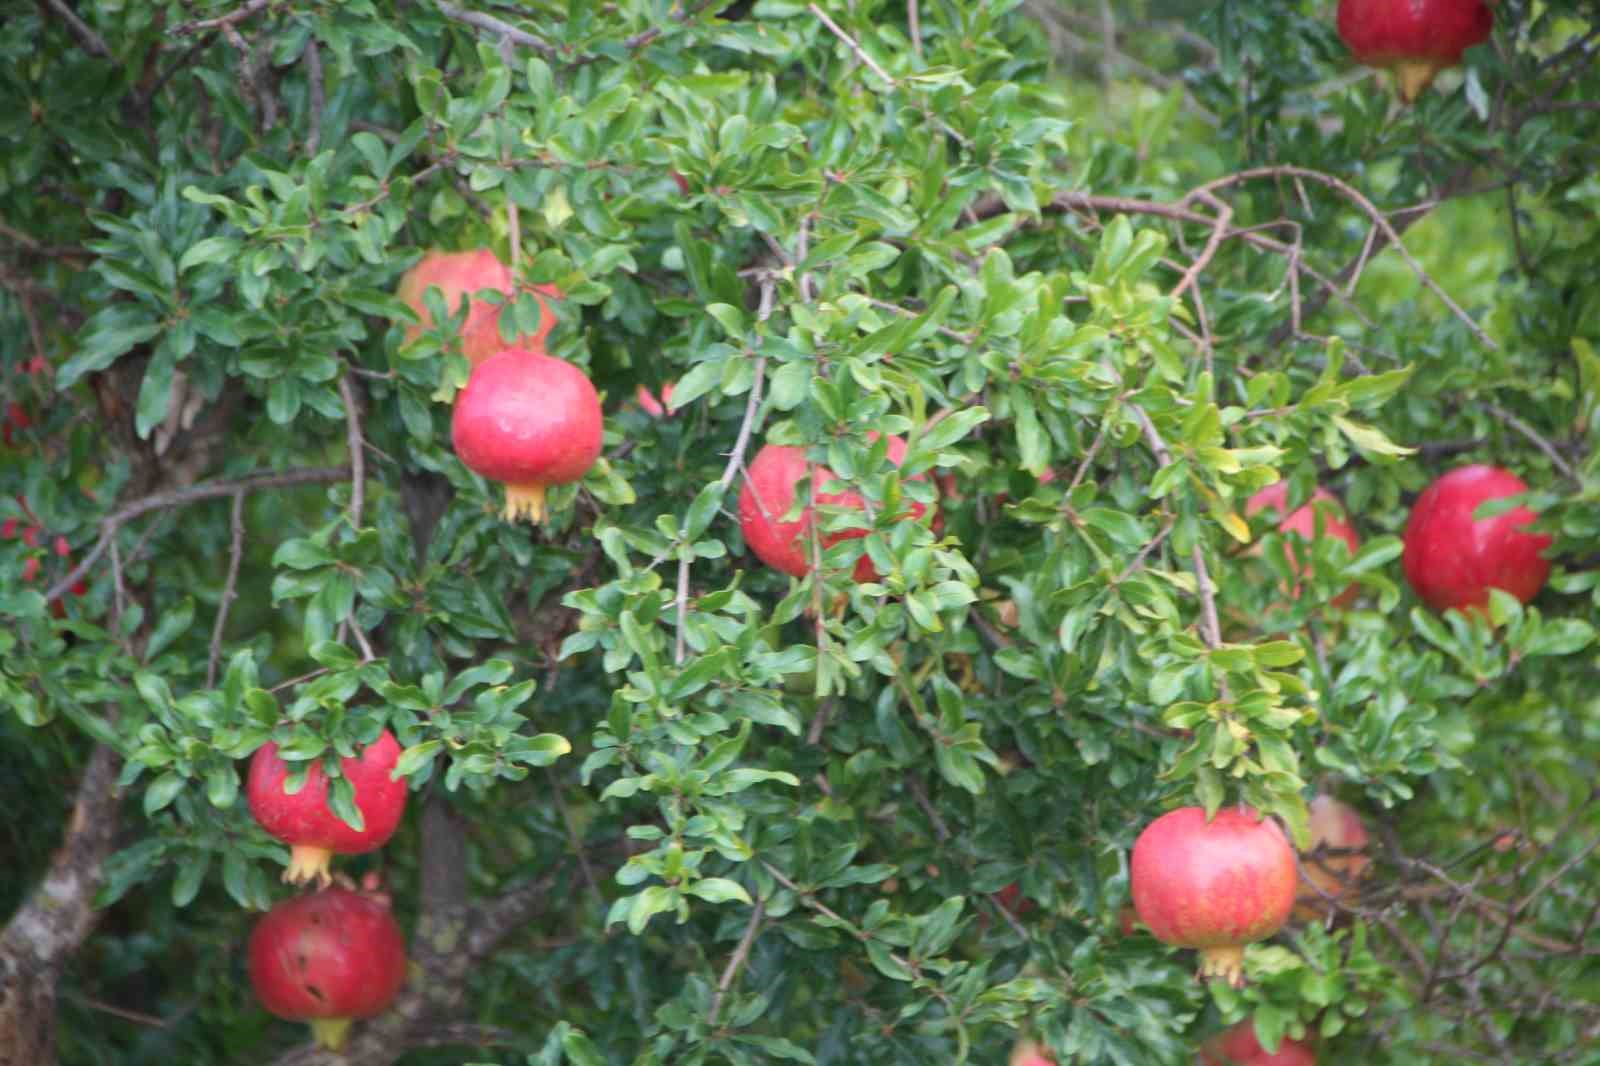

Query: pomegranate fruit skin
left=1401, top=464, right=1551, bottom=614
left=397, top=248, right=561, bottom=365
left=1199, top=1019, right=1317, bottom=1066
left=247, top=730, right=408, bottom=886
left=737, top=436, right=927, bottom=581
left=450, top=348, right=603, bottom=522
left=1009, top=1039, right=1057, bottom=1066
left=1337, top=0, right=1493, bottom=101
left=248, top=886, right=407, bottom=1049
left=1245, top=483, right=1361, bottom=606
left=1130, top=806, right=1297, bottom=987
left=1295, top=794, right=1370, bottom=919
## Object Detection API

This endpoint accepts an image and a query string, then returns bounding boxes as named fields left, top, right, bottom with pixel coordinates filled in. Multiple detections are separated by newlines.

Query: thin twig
left=1484, top=403, right=1578, bottom=481
left=339, top=375, right=366, bottom=529
left=303, top=40, right=324, bottom=155
left=206, top=491, right=247, bottom=688
left=434, top=1, right=560, bottom=57
left=43, top=467, right=349, bottom=603
left=44, top=0, right=112, bottom=56
left=707, top=898, right=766, bottom=1026
left=809, top=4, right=896, bottom=87
left=1130, top=406, right=1221, bottom=648
left=171, top=0, right=273, bottom=37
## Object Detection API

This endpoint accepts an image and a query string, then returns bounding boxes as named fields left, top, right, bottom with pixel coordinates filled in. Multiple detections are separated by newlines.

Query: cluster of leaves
left=3, top=1, right=1599, bottom=1065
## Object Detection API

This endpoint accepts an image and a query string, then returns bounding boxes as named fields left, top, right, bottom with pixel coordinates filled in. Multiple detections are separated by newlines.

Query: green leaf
left=686, top=877, right=752, bottom=904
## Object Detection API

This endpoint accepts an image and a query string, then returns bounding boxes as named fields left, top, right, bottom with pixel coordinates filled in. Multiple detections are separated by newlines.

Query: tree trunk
left=0, top=742, right=122, bottom=1066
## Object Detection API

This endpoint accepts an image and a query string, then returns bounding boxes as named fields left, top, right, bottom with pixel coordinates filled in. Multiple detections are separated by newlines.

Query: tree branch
left=40, top=0, right=112, bottom=57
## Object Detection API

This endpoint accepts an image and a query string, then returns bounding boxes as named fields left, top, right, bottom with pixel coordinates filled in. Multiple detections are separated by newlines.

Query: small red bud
left=53, top=535, right=70, bottom=558
left=21, top=526, right=40, bottom=548
left=21, top=556, right=40, bottom=582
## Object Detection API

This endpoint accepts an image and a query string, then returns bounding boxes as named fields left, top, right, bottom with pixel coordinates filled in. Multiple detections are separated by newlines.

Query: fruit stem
left=284, top=844, right=335, bottom=888
left=309, top=1016, right=354, bottom=1050
left=1197, top=944, right=1247, bottom=988
left=503, top=481, right=549, bottom=523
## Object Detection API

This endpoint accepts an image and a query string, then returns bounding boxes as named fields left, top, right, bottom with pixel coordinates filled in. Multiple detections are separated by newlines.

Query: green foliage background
left=2, top=1, right=1598, bottom=1064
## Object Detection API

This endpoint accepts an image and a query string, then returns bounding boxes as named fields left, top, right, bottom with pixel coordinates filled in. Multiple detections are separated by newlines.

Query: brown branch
left=170, top=0, right=273, bottom=36
left=433, top=1, right=560, bottom=58
left=42, top=466, right=349, bottom=603
left=41, top=0, right=111, bottom=57
left=303, top=39, right=324, bottom=155
left=707, top=898, right=766, bottom=1026
left=205, top=491, right=247, bottom=688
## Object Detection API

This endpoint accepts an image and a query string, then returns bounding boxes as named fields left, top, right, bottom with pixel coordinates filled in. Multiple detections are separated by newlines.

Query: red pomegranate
left=1294, top=793, right=1370, bottom=920
left=450, top=347, right=603, bottom=523
left=247, top=730, right=408, bottom=886
left=738, top=435, right=930, bottom=581
left=1401, top=464, right=1552, bottom=615
left=396, top=248, right=562, bottom=365
left=1130, top=806, right=1297, bottom=987
left=1337, top=0, right=1494, bottom=102
left=1245, top=483, right=1361, bottom=606
left=248, top=885, right=407, bottom=1050
left=1198, top=1018, right=1317, bottom=1066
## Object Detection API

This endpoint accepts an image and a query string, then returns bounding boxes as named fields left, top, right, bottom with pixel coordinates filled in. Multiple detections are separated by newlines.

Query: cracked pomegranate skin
left=1401, top=464, right=1551, bottom=613
left=1337, top=0, right=1493, bottom=99
left=1130, top=807, right=1296, bottom=960
left=247, top=730, right=408, bottom=858
left=451, top=348, right=603, bottom=489
left=248, top=887, right=407, bottom=1023
left=738, top=435, right=927, bottom=581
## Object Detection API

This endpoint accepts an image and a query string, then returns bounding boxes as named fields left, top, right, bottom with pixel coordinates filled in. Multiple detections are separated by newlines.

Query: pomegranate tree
left=396, top=248, right=562, bottom=365
left=1244, top=482, right=1361, bottom=606
left=737, top=435, right=930, bottom=581
left=1198, top=1018, right=1317, bottom=1066
left=1295, top=793, right=1370, bottom=920
left=248, top=884, right=407, bottom=1050
left=451, top=347, right=603, bottom=523
left=1337, top=0, right=1494, bottom=102
left=1130, top=806, right=1297, bottom=987
left=246, top=729, right=408, bottom=886
left=1401, top=464, right=1552, bottom=614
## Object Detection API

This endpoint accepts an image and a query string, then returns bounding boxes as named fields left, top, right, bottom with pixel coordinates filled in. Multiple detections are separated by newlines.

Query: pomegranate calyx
left=1394, top=58, right=1445, bottom=102
left=1198, top=944, right=1248, bottom=988
left=285, top=844, right=336, bottom=888
left=503, top=481, right=551, bottom=524
left=309, top=1016, right=355, bottom=1051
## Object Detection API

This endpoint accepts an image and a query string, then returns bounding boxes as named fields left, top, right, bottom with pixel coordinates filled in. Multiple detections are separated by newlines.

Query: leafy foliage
left=3, top=1, right=1599, bottom=1064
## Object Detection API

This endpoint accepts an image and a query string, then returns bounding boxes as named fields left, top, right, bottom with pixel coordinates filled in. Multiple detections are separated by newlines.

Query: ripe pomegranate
left=1130, top=806, right=1297, bottom=987
left=1294, top=793, right=1370, bottom=920
left=1401, top=464, right=1551, bottom=614
left=450, top=347, right=603, bottom=523
left=1010, top=1039, right=1057, bottom=1066
left=396, top=248, right=562, bottom=365
left=247, top=730, right=408, bottom=886
left=738, top=435, right=930, bottom=581
left=248, top=884, right=407, bottom=1050
left=1244, top=483, right=1361, bottom=606
left=1198, top=1019, right=1317, bottom=1066
left=1337, top=0, right=1494, bottom=102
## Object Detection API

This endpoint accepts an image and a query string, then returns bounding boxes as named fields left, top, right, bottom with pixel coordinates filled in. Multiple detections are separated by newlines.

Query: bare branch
left=434, top=1, right=560, bottom=58
left=43, top=466, right=349, bottom=603
left=809, top=3, right=896, bottom=87
left=42, top=0, right=112, bottom=57
left=707, top=898, right=766, bottom=1026
left=205, top=491, right=247, bottom=687
left=170, top=0, right=274, bottom=37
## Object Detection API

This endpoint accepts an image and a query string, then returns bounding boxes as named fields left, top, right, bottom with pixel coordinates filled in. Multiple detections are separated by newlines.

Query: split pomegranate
left=247, top=729, right=408, bottom=886
left=738, top=435, right=930, bottom=581
left=1401, top=464, right=1552, bottom=614
left=1337, top=0, right=1494, bottom=102
left=1130, top=806, right=1297, bottom=987
left=1244, top=482, right=1361, bottom=606
left=1198, top=1018, right=1317, bottom=1066
left=248, top=884, right=407, bottom=1050
left=1294, top=793, right=1370, bottom=920
left=396, top=248, right=562, bottom=366
left=450, top=347, right=603, bottom=523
